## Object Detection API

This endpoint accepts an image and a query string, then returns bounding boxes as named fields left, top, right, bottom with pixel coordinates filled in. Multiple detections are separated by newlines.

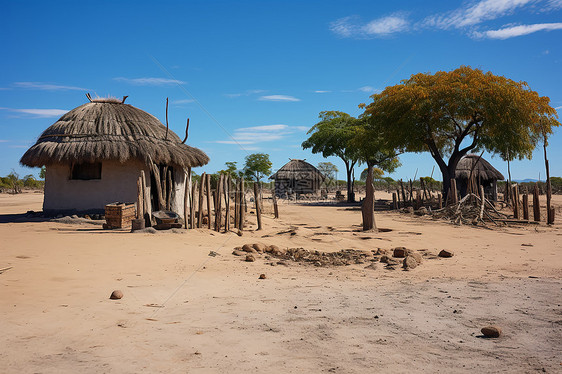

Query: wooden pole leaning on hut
left=190, top=180, right=197, bottom=228
left=206, top=174, right=212, bottom=229
left=533, top=183, right=541, bottom=222
left=150, top=164, right=166, bottom=211
left=136, top=177, right=144, bottom=219
left=253, top=182, right=262, bottom=230
left=197, top=172, right=206, bottom=228
left=140, top=170, right=151, bottom=226
left=166, top=169, right=172, bottom=211
left=184, top=168, right=191, bottom=229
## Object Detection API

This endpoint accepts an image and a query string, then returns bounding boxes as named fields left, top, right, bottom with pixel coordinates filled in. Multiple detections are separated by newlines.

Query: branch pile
left=431, top=193, right=508, bottom=226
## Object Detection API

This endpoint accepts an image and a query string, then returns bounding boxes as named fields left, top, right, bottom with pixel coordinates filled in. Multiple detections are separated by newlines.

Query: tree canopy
left=317, top=162, right=338, bottom=188
left=362, top=66, right=560, bottom=196
left=243, top=153, right=272, bottom=182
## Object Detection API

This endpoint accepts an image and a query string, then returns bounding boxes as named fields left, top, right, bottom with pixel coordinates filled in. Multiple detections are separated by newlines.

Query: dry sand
left=1, top=191, right=561, bottom=373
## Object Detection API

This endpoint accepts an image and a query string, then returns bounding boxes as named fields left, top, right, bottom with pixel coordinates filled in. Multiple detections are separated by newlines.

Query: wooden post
left=392, top=192, right=398, bottom=210
left=136, top=177, right=144, bottom=219
left=151, top=164, right=165, bottom=210
left=190, top=181, right=197, bottom=228
left=183, top=168, right=191, bottom=229
left=420, top=178, right=429, bottom=201
left=438, top=193, right=442, bottom=209
left=533, top=183, right=541, bottom=222
left=396, top=188, right=401, bottom=208
left=197, top=172, right=205, bottom=228
left=239, top=178, right=245, bottom=230
left=272, top=190, right=279, bottom=218
left=450, top=179, right=458, bottom=205
left=548, top=207, right=555, bottom=224
left=224, top=175, right=230, bottom=232
left=522, top=193, right=529, bottom=221
left=400, top=180, right=407, bottom=207
left=166, top=169, right=172, bottom=211
left=408, top=179, right=414, bottom=205
left=215, top=174, right=223, bottom=231
left=234, top=179, right=239, bottom=229
left=206, top=174, right=212, bottom=229
left=161, top=166, right=168, bottom=207
left=140, top=170, right=151, bottom=226
left=512, top=185, right=520, bottom=219
left=254, top=182, right=262, bottom=230
left=479, top=185, right=485, bottom=221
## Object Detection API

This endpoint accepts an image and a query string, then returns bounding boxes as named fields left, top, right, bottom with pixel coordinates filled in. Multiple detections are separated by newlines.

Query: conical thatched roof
left=20, top=98, right=209, bottom=168
left=455, top=154, right=504, bottom=181
left=269, top=159, right=325, bottom=181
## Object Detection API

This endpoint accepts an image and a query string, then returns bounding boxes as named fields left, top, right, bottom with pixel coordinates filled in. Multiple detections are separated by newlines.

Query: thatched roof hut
left=269, top=159, right=325, bottom=198
left=455, top=154, right=504, bottom=201
left=20, top=97, right=209, bottom=214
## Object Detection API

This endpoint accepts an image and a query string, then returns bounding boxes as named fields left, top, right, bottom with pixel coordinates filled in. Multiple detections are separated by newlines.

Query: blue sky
left=1, top=0, right=561, bottom=182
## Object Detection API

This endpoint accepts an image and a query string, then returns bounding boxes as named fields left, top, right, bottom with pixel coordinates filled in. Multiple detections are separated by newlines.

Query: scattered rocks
left=414, top=207, right=428, bottom=216
left=232, top=250, right=245, bottom=256
left=439, top=249, right=454, bottom=258
left=393, top=247, right=410, bottom=258
left=110, top=290, right=123, bottom=300
left=245, top=254, right=255, bottom=262
left=481, top=326, right=502, bottom=338
left=380, top=255, right=390, bottom=263
left=403, top=256, right=418, bottom=270
left=410, top=252, right=423, bottom=264
left=364, top=263, right=377, bottom=270
left=403, top=207, right=414, bottom=214
left=242, top=244, right=256, bottom=253
left=252, top=243, right=267, bottom=253
left=259, top=273, right=267, bottom=279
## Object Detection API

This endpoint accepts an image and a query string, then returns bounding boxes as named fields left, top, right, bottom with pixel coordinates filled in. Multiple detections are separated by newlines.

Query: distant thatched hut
left=20, top=97, right=209, bottom=214
left=269, top=159, right=325, bottom=198
left=455, top=155, right=504, bottom=201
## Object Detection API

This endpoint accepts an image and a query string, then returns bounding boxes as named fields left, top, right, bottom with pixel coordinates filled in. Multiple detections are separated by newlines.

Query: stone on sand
left=232, top=250, right=245, bottom=256
left=110, top=290, right=123, bottom=300
left=481, top=326, right=502, bottom=338
left=393, top=247, right=410, bottom=258
left=259, top=273, right=266, bottom=279
left=403, top=256, right=418, bottom=270
left=245, top=254, right=255, bottom=262
left=439, top=249, right=454, bottom=258
left=253, top=243, right=267, bottom=252
left=242, top=244, right=256, bottom=253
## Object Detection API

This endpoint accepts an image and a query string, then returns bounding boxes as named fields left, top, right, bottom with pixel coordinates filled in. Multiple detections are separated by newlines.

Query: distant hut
left=269, top=159, right=325, bottom=198
left=455, top=154, right=504, bottom=201
left=20, top=97, right=209, bottom=214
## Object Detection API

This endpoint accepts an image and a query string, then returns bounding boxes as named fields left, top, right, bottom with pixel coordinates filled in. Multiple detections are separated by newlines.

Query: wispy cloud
left=314, top=90, right=331, bottom=93
left=0, top=139, right=8, bottom=143
left=0, top=107, right=68, bottom=118
left=114, top=77, right=185, bottom=86
left=358, top=86, right=379, bottom=93
left=473, top=22, right=562, bottom=38
left=330, top=13, right=409, bottom=38
left=213, top=124, right=307, bottom=145
left=555, top=105, right=562, bottom=110
left=258, top=95, right=301, bottom=102
left=13, top=82, right=89, bottom=91
left=172, top=99, right=195, bottom=105
left=224, top=89, right=266, bottom=98
left=423, top=0, right=535, bottom=29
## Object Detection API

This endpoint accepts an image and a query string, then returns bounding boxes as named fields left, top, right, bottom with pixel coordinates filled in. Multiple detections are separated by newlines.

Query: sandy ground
left=1, top=191, right=561, bottom=373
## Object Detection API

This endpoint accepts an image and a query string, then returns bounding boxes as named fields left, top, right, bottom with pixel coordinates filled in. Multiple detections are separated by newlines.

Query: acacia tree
left=351, top=122, right=400, bottom=231
left=302, top=111, right=361, bottom=202
left=317, top=162, right=338, bottom=189
left=243, top=153, right=272, bottom=182
left=362, top=66, right=560, bottom=199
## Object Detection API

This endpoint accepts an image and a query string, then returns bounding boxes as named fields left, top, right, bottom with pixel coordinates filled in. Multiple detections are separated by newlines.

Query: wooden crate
left=104, top=202, right=136, bottom=229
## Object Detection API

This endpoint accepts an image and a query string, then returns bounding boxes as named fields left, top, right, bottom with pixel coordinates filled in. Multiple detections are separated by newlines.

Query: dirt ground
left=1, top=191, right=561, bottom=373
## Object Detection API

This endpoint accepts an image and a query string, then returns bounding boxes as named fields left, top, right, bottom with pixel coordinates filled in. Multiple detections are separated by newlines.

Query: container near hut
left=104, top=202, right=136, bottom=229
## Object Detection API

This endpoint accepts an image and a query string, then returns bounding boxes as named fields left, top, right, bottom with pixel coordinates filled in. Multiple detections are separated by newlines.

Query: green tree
left=302, top=111, right=361, bottom=202
left=360, top=167, right=384, bottom=182
left=39, top=166, right=46, bottom=180
left=218, top=161, right=239, bottom=178
left=362, top=66, right=560, bottom=199
left=317, top=162, right=338, bottom=188
left=243, top=153, right=272, bottom=182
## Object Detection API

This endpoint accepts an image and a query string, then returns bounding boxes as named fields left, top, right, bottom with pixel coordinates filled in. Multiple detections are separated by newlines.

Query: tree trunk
left=345, top=162, right=354, bottom=203
left=361, top=164, right=376, bottom=231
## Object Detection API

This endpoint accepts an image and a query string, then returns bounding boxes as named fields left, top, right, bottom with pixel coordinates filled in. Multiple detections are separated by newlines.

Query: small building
left=455, top=155, right=504, bottom=201
left=20, top=97, right=209, bottom=215
left=269, top=159, right=325, bottom=198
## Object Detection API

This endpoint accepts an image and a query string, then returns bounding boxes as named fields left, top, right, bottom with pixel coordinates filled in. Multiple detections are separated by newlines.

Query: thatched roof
left=269, top=159, right=325, bottom=181
left=455, top=155, right=504, bottom=181
left=20, top=99, right=209, bottom=169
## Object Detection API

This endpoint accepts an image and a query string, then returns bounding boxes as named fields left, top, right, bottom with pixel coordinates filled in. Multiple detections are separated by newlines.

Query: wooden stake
left=197, top=172, right=205, bottom=228
left=533, top=183, right=541, bottom=222
left=522, top=193, right=529, bottom=221
left=438, top=193, right=442, bottom=209
left=166, top=169, right=172, bottom=211
left=512, top=185, right=520, bottom=219
left=239, top=178, right=245, bottom=230
left=184, top=168, right=191, bottom=229
left=548, top=206, right=555, bottom=225
left=450, top=179, right=458, bottom=205
left=254, top=182, right=262, bottom=230
left=272, top=189, right=279, bottom=218
left=206, top=174, right=212, bottom=229
left=224, top=175, right=230, bottom=232
left=136, top=177, right=144, bottom=219
left=392, top=192, right=398, bottom=210
left=150, top=164, right=165, bottom=210
left=396, top=188, right=401, bottom=208
left=234, top=179, right=239, bottom=229
left=479, top=185, right=485, bottom=221
left=215, top=174, right=223, bottom=231
left=190, top=180, right=197, bottom=228
left=400, top=180, right=407, bottom=207
left=140, top=170, right=151, bottom=226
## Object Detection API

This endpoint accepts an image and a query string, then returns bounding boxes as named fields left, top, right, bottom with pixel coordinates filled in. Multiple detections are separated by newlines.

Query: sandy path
left=1, top=192, right=561, bottom=373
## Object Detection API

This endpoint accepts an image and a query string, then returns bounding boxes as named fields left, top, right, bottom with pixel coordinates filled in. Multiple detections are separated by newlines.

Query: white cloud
left=555, top=105, right=562, bottom=110
left=224, top=89, right=266, bottom=98
left=114, top=77, right=185, bottom=86
left=172, top=99, right=194, bottom=104
left=0, top=139, right=8, bottom=142
left=213, top=124, right=307, bottom=145
left=358, top=86, right=378, bottom=93
left=314, top=90, right=331, bottom=93
left=0, top=107, right=68, bottom=118
left=13, top=82, right=89, bottom=91
left=423, top=0, right=535, bottom=29
left=474, top=22, right=562, bottom=38
left=331, top=14, right=409, bottom=38
left=258, top=95, right=301, bottom=102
